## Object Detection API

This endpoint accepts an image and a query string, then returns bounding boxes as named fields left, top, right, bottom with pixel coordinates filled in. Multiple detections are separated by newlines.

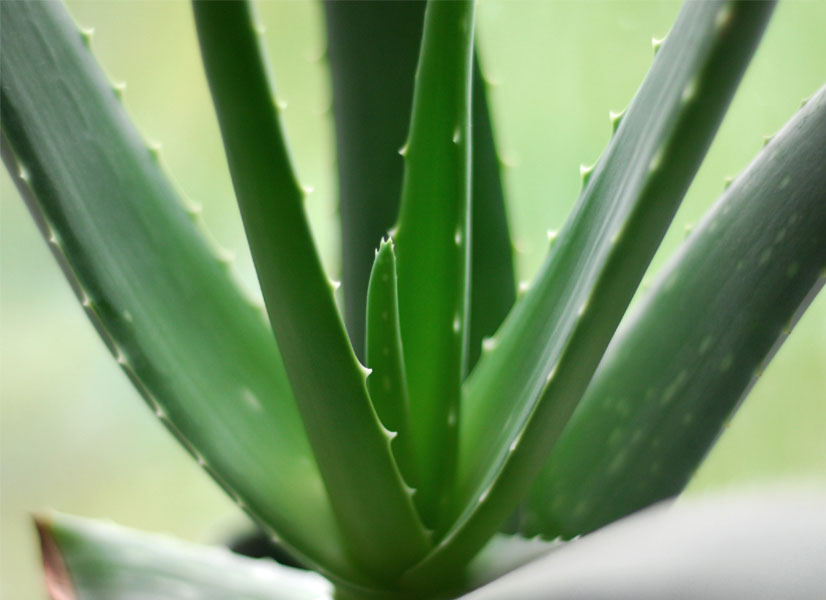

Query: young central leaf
left=365, top=239, right=418, bottom=488
left=394, top=0, right=476, bottom=530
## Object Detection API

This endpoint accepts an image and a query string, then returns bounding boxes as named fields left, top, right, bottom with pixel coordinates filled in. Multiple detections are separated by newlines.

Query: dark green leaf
left=193, top=1, right=430, bottom=582
left=0, top=0, right=352, bottom=578
left=523, top=83, right=826, bottom=539
left=406, top=1, right=775, bottom=584
left=393, top=0, right=477, bottom=528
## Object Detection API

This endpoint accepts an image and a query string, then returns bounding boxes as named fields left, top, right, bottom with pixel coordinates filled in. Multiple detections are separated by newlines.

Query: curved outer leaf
left=406, top=1, right=776, bottom=585
left=394, top=0, right=477, bottom=529
left=365, top=239, right=418, bottom=487
left=192, top=1, right=429, bottom=583
left=36, top=514, right=332, bottom=600
left=0, top=0, right=353, bottom=580
left=523, top=84, right=826, bottom=539
left=461, top=491, right=826, bottom=600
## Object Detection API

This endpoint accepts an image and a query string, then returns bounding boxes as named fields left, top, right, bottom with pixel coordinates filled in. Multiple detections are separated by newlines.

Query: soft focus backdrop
left=2, top=1, right=824, bottom=597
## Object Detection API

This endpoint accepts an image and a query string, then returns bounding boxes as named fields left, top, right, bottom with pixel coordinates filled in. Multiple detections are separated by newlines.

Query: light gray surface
left=463, top=490, right=826, bottom=599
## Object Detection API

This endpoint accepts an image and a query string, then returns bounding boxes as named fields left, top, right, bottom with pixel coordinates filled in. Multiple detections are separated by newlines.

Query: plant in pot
left=2, top=0, right=824, bottom=598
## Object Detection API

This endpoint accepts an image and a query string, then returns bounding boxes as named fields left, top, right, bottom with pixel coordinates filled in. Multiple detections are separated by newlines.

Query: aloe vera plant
left=2, top=0, right=825, bottom=598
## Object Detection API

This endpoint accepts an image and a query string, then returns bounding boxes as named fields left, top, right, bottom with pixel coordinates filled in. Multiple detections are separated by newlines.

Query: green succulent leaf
left=365, top=239, right=418, bottom=487
left=406, top=1, right=776, bottom=584
left=36, top=514, right=333, bottom=600
left=192, top=0, right=429, bottom=582
left=324, top=2, right=515, bottom=370
left=0, top=0, right=354, bottom=580
left=460, top=491, right=826, bottom=599
left=394, top=0, right=477, bottom=529
left=522, top=83, right=826, bottom=539
left=323, top=0, right=427, bottom=359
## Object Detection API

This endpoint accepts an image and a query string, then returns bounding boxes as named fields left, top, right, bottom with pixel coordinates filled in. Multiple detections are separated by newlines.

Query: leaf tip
left=154, top=405, right=168, bottom=420
left=609, top=109, right=625, bottom=134
left=111, top=80, right=127, bottom=101
left=498, top=152, right=518, bottom=169
left=714, top=4, right=734, bottom=31
left=184, top=201, right=203, bottom=219
left=34, top=517, right=76, bottom=600
left=79, top=26, right=94, bottom=48
left=147, top=141, right=163, bottom=163
left=481, top=336, right=497, bottom=353
left=579, top=163, right=594, bottom=187
left=380, top=424, right=398, bottom=442
left=17, top=164, right=30, bottom=182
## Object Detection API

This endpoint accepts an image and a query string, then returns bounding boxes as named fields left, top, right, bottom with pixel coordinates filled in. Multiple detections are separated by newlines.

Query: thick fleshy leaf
left=365, top=239, right=418, bottom=486
left=323, top=3, right=515, bottom=367
left=406, top=1, right=775, bottom=585
left=394, top=0, right=477, bottom=528
left=323, top=0, right=426, bottom=359
left=192, top=1, right=429, bottom=582
left=460, top=490, right=826, bottom=599
left=523, top=83, right=826, bottom=539
left=0, top=0, right=352, bottom=578
left=36, top=514, right=332, bottom=600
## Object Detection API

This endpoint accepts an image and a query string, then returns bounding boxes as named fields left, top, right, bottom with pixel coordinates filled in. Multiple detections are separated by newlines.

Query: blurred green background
left=1, top=1, right=824, bottom=597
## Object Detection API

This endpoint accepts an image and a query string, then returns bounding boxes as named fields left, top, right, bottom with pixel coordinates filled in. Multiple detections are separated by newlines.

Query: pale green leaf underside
left=394, top=0, right=477, bottom=529
left=523, top=83, right=826, bottom=539
left=0, top=0, right=352, bottom=579
left=405, top=1, right=775, bottom=584
left=37, top=514, right=332, bottom=600
left=193, top=1, right=429, bottom=583
left=461, top=491, right=826, bottom=599
left=460, top=534, right=560, bottom=594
